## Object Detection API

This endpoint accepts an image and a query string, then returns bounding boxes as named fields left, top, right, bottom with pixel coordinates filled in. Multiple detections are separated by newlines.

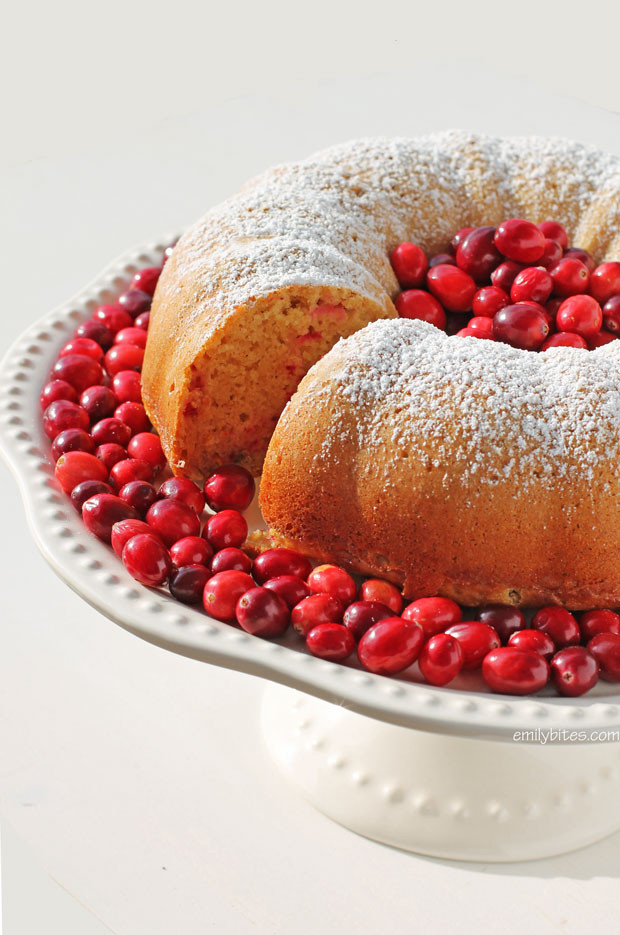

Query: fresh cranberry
left=70, top=479, right=113, bottom=511
left=82, top=493, right=138, bottom=542
left=263, top=575, right=311, bottom=609
left=550, top=257, right=590, bottom=296
left=494, top=219, right=545, bottom=263
left=114, top=401, right=150, bottom=435
left=482, top=647, right=550, bottom=695
left=358, top=617, right=424, bottom=675
left=418, top=633, right=465, bottom=686
left=307, top=564, right=357, bottom=604
left=508, top=628, right=556, bottom=660
left=203, top=570, right=254, bottom=621
left=104, top=344, right=144, bottom=377
left=51, top=428, right=94, bottom=461
left=118, top=479, right=159, bottom=516
left=391, top=242, right=428, bottom=288
left=109, top=457, right=153, bottom=491
left=122, top=534, right=171, bottom=587
left=444, top=312, right=470, bottom=336
left=510, top=267, right=553, bottom=305
left=114, top=327, right=148, bottom=349
left=402, top=596, right=462, bottom=638
left=51, top=354, right=104, bottom=394
left=491, top=261, right=525, bottom=293
left=588, top=632, right=620, bottom=681
left=538, top=221, right=568, bottom=249
left=79, top=385, right=117, bottom=422
left=203, top=464, right=255, bottom=512
left=127, top=433, right=166, bottom=471
left=159, top=476, right=205, bottom=514
left=111, top=370, right=142, bottom=403
left=564, top=247, right=595, bottom=272
left=307, top=624, right=355, bottom=661
left=556, top=295, right=602, bottom=337
left=428, top=253, right=456, bottom=267
left=169, top=564, right=212, bottom=604
left=602, top=294, right=620, bottom=333
left=449, top=227, right=474, bottom=254
left=95, top=443, right=128, bottom=471
left=167, top=535, right=212, bottom=568
left=54, top=450, right=108, bottom=493
left=43, top=400, right=89, bottom=438
left=74, top=319, right=113, bottom=350
left=59, top=337, right=104, bottom=363
left=40, top=379, right=78, bottom=410
left=111, top=518, right=161, bottom=558
left=539, top=239, right=563, bottom=269
left=291, top=594, right=344, bottom=637
left=131, top=266, right=162, bottom=296
left=580, top=609, right=620, bottom=641
left=202, top=511, right=246, bottom=552
left=476, top=604, right=526, bottom=643
left=118, top=289, right=152, bottom=318
left=456, top=226, right=502, bottom=282
left=93, top=304, right=133, bottom=335
left=587, top=262, right=620, bottom=304
left=472, top=286, right=509, bottom=317
left=134, top=311, right=150, bottom=330
left=492, top=304, right=549, bottom=350
left=210, top=546, right=251, bottom=574
left=462, top=317, right=494, bottom=339
left=236, top=587, right=290, bottom=637
left=551, top=646, right=599, bottom=696
left=342, top=600, right=392, bottom=640
left=253, top=548, right=312, bottom=585
left=541, top=332, right=588, bottom=350
left=532, top=606, right=580, bottom=648
left=91, top=417, right=131, bottom=447
left=358, top=579, right=403, bottom=614
left=445, top=622, right=500, bottom=670
left=163, top=242, right=177, bottom=262
left=427, top=265, right=476, bottom=312
left=395, top=290, right=446, bottom=329
left=588, top=330, right=617, bottom=348
left=146, top=499, right=200, bottom=547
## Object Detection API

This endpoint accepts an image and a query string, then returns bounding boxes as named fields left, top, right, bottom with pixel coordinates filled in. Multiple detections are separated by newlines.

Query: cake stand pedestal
left=261, top=682, right=620, bottom=862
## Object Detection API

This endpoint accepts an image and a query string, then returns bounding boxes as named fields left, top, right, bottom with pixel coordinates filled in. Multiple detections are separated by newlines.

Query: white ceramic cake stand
left=3, top=239, right=620, bottom=862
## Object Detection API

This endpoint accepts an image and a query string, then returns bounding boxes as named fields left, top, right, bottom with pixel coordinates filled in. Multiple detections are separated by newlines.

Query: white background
left=3, top=2, right=620, bottom=932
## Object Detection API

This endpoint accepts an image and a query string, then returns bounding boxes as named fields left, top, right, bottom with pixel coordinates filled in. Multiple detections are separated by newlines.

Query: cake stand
left=2, top=238, right=620, bottom=862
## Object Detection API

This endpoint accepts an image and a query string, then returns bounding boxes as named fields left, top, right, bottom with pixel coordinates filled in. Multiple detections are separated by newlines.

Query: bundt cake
left=142, top=131, right=620, bottom=481
left=259, top=318, right=620, bottom=609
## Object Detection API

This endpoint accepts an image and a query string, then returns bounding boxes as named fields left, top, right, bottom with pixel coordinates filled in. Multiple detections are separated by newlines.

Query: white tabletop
left=3, top=56, right=620, bottom=934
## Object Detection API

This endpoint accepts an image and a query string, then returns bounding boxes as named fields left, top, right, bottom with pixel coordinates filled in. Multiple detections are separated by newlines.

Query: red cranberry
left=580, top=609, right=620, bottom=641
left=43, top=400, right=89, bottom=438
left=236, top=587, right=290, bottom=637
left=93, top=304, right=133, bottom=335
left=118, top=479, right=159, bottom=516
left=122, top=534, right=171, bottom=587
left=444, top=312, right=470, bottom=336
left=342, top=600, right=392, bottom=640
left=114, top=327, right=148, bottom=349
left=445, top=622, right=500, bottom=670
left=542, top=332, right=588, bottom=350
left=395, top=290, right=446, bottom=329
left=131, top=266, right=162, bottom=296
left=428, top=253, right=456, bottom=267
left=291, top=594, right=344, bottom=637
left=464, top=316, right=494, bottom=339
left=556, top=295, right=602, bottom=337
left=74, top=319, right=113, bottom=350
left=109, top=457, right=153, bottom=491
left=51, top=428, right=94, bottom=461
left=358, top=579, right=402, bottom=614
left=532, top=606, right=580, bottom=648
left=146, top=499, right=200, bottom=547
left=307, top=623, right=355, bottom=661
left=51, top=354, right=104, bottom=394
left=492, top=304, right=549, bottom=350
left=418, top=633, right=464, bottom=686
left=79, top=385, right=117, bottom=422
left=427, top=265, right=476, bottom=312
left=204, top=464, right=255, bottom=512
left=472, top=286, right=509, bottom=317
left=550, top=257, right=590, bottom=296
left=476, top=604, right=526, bottom=643
left=551, top=646, right=599, bottom=696
left=91, top=417, right=131, bottom=447
left=602, top=294, right=620, bottom=333
left=508, top=629, right=556, bottom=660
left=163, top=242, right=177, bottom=262
left=168, top=535, right=213, bottom=568
left=104, top=344, right=144, bottom=377
left=169, top=564, right=211, bottom=604
left=134, top=311, right=150, bottom=330
left=114, top=401, right=150, bottom=435
left=55, top=450, right=108, bottom=493
left=82, top=493, right=138, bottom=542
left=159, top=476, right=205, bottom=514
left=111, top=518, right=161, bottom=558
left=456, top=226, right=502, bottom=282
left=358, top=617, right=424, bottom=675
left=70, top=479, right=113, bottom=511
left=510, top=267, right=553, bottom=305
left=538, top=221, right=568, bottom=249
left=59, top=337, right=104, bottom=363
left=253, top=548, right=312, bottom=585
left=588, top=632, right=620, bottom=681
left=402, top=596, right=462, bottom=638
left=390, top=242, right=428, bottom=288
left=127, top=433, right=166, bottom=471
left=494, top=219, right=545, bottom=263
left=203, top=570, right=254, bottom=621
left=449, top=227, right=474, bottom=254
left=204, top=510, right=247, bottom=551
left=588, top=330, right=617, bottom=348
left=111, top=370, right=142, bottom=403
left=95, top=443, right=128, bottom=471
left=588, top=262, right=620, bottom=304
left=40, top=379, right=78, bottom=410
left=307, top=564, right=356, bottom=604
left=263, top=575, right=312, bottom=609
left=491, top=261, right=525, bottom=293
left=210, top=546, right=251, bottom=574
left=482, top=647, right=549, bottom=695
left=564, top=247, right=595, bottom=272
left=118, top=289, right=152, bottom=318
left=539, top=239, right=563, bottom=269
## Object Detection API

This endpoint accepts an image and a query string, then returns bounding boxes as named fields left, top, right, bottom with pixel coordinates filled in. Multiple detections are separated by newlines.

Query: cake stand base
left=261, top=683, right=620, bottom=862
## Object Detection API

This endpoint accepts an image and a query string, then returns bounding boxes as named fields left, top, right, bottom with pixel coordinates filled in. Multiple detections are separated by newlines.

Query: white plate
left=2, top=237, right=620, bottom=741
